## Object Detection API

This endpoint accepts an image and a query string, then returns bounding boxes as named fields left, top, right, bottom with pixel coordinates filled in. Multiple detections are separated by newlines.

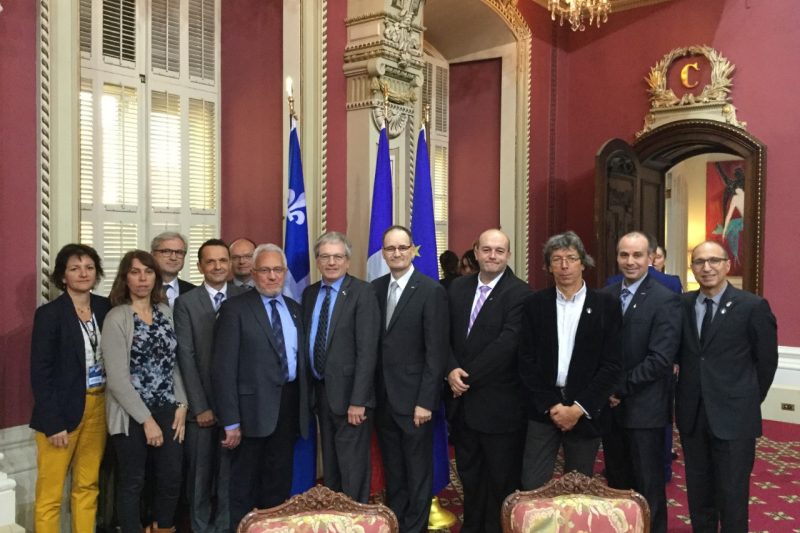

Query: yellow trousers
left=34, top=391, right=107, bottom=533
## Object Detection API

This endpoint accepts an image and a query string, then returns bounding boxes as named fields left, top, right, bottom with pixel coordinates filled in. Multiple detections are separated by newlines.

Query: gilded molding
left=37, top=0, right=53, bottom=303
left=320, top=0, right=329, bottom=234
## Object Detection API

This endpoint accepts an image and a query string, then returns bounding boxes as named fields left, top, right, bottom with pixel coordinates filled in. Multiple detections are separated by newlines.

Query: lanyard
left=79, top=315, right=99, bottom=362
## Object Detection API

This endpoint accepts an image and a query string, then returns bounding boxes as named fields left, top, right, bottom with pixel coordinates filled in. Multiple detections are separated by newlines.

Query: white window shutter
left=102, top=0, right=136, bottom=67
left=79, top=78, right=95, bottom=208
left=435, top=65, right=449, bottom=135
left=101, top=221, right=139, bottom=294
left=150, top=90, right=182, bottom=211
left=152, top=0, right=180, bottom=76
left=188, top=98, right=217, bottom=212
left=80, top=0, right=92, bottom=58
left=101, top=83, right=139, bottom=209
left=188, top=0, right=216, bottom=83
left=187, top=224, right=217, bottom=284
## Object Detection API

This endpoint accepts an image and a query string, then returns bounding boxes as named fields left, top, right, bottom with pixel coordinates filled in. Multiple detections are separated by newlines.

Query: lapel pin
left=586, top=307, right=592, bottom=314
left=632, top=304, right=637, bottom=309
left=725, top=301, right=732, bottom=307
left=341, top=290, right=347, bottom=296
left=720, top=309, right=727, bottom=315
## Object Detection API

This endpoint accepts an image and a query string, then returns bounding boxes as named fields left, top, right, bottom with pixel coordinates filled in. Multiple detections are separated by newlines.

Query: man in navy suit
left=601, top=232, right=680, bottom=533
left=676, top=241, right=777, bottom=532
left=212, top=243, right=309, bottom=526
left=519, top=231, right=622, bottom=490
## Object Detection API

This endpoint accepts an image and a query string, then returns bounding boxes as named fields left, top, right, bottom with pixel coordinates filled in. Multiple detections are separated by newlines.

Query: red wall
left=325, top=1, right=348, bottom=232
left=448, top=59, right=502, bottom=255
left=523, top=0, right=800, bottom=344
left=0, top=1, right=38, bottom=428
left=220, top=0, right=284, bottom=245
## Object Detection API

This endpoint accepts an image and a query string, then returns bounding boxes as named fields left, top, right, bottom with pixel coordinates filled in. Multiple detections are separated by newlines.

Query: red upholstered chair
left=237, top=485, right=399, bottom=533
left=501, top=471, right=651, bottom=533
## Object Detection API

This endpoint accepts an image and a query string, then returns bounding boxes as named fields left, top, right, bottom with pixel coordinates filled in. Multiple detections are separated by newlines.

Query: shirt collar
left=556, top=281, right=586, bottom=302
left=323, top=275, right=346, bottom=293
left=622, top=272, right=647, bottom=296
left=478, top=269, right=505, bottom=291
left=390, top=264, right=415, bottom=290
left=204, top=282, right=227, bottom=299
left=696, top=281, right=728, bottom=306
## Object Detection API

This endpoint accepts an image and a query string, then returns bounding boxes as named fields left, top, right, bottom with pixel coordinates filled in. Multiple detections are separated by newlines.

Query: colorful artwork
left=706, top=160, right=745, bottom=276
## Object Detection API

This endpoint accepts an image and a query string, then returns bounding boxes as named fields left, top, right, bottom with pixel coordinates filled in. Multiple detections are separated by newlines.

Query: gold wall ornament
left=548, top=0, right=611, bottom=31
left=638, top=45, right=745, bottom=137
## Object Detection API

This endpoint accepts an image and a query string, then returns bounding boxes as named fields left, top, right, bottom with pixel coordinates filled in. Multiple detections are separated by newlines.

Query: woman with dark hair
left=30, top=243, right=110, bottom=533
left=459, top=249, right=479, bottom=276
left=101, top=250, right=187, bottom=533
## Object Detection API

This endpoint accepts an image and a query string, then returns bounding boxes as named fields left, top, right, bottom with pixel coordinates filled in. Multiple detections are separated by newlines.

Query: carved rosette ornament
left=638, top=45, right=746, bottom=137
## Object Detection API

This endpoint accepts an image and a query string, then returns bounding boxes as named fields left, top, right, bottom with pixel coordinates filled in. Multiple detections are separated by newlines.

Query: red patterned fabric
left=508, top=495, right=645, bottom=533
left=243, top=510, right=394, bottom=533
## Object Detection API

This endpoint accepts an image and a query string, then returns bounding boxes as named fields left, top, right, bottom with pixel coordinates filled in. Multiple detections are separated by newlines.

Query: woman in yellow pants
left=30, top=243, right=111, bottom=532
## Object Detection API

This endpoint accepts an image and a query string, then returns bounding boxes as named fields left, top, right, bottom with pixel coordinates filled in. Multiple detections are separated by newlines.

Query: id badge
left=87, top=363, right=106, bottom=388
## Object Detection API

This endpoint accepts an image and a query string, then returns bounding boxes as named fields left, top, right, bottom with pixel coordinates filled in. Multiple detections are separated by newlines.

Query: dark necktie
left=700, top=297, right=714, bottom=344
left=313, top=286, right=331, bottom=376
left=620, top=287, right=632, bottom=314
left=269, top=299, right=289, bottom=381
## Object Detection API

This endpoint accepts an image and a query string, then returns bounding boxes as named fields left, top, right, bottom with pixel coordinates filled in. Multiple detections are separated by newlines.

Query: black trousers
left=112, top=407, right=183, bottom=533
left=521, top=419, right=600, bottom=490
left=315, top=381, right=373, bottom=503
left=680, top=402, right=755, bottom=533
left=451, top=416, right=524, bottom=533
left=603, top=423, right=667, bottom=533
left=229, top=380, right=300, bottom=527
left=376, top=404, right=434, bottom=533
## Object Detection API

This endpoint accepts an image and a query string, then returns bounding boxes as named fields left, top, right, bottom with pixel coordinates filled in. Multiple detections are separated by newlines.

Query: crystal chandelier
left=548, top=0, right=611, bottom=31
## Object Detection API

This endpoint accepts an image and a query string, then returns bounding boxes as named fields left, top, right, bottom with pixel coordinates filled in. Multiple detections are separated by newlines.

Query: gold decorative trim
left=645, top=45, right=733, bottom=108
left=320, top=0, right=328, bottom=234
left=37, top=0, right=53, bottom=303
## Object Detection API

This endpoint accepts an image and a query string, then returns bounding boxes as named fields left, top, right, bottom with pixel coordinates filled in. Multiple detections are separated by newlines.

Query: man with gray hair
left=302, top=231, right=380, bottom=503
left=212, top=243, right=310, bottom=525
left=519, top=231, right=622, bottom=489
left=151, top=231, right=196, bottom=306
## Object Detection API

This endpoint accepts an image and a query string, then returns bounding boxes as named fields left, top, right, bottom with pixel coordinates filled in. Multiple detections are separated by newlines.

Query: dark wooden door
left=594, top=138, right=664, bottom=285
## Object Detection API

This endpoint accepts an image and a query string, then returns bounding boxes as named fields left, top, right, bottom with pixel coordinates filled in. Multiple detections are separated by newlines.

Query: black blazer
left=518, top=286, right=623, bottom=437
left=372, top=269, right=449, bottom=416
left=445, top=268, right=531, bottom=434
left=601, top=275, right=681, bottom=428
left=212, top=290, right=309, bottom=439
left=675, top=284, right=778, bottom=440
left=30, top=292, right=111, bottom=436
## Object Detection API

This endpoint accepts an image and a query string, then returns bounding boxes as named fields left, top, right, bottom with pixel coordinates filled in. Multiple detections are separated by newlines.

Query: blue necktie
left=313, top=286, right=331, bottom=376
left=620, top=287, right=632, bottom=314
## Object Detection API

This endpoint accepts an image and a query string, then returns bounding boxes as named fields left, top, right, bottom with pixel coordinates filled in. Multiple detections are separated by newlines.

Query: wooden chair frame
left=501, top=471, right=651, bottom=533
left=237, top=485, right=400, bottom=532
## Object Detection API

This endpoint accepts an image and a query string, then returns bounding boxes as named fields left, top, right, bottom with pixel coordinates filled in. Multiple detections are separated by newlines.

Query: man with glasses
left=301, top=231, right=379, bottom=502
left=372, top=225, right=448, bottom=532
left=519, top=231, right=622, bottom=490
left=212, top=243, right=310, bottom=526
left=229, top=237, right=256, bottom=289
left=151, top=231, right=196, bottom=307
left=676, top=241, right=777, bottom=533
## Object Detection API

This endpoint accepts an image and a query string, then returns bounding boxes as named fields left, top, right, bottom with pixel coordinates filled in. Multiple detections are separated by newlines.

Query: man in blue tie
left=212, top=244, right=310, bottom=526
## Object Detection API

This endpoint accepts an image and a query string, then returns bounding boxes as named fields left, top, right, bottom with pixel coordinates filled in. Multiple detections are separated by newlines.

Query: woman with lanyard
left=30, top=243, right=111, bottom=532
left=102, top=250, right=187, bottom=533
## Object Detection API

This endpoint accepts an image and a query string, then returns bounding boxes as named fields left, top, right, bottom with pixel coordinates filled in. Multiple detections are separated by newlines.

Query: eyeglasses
left=317, top=254, right=347, bottom=263
left=691, top=257, right=728, bottom=268
left=382, top=245, right=413, bottom=254
left=550, top=255, right=581, bottom=266
left=154, top=248, right=187, bottom=258
left=253, top=266, right=287, bottom=275
left=231, top=254, right=253, bottom=262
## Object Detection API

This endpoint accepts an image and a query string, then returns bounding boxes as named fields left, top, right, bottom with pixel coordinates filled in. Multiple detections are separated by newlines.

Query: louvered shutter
left=102, top=83, right=139, bottom=209
left=102, top=0, right=136, bottom=66
left=189, top=98, right=217, bottom=212
left=187, top=224, right=217, bottom=284
left=152, top=0, right=180, bottom=76
left=188, top=0, right=215, bottom=83
left=150, top=90, right=182, bottom=211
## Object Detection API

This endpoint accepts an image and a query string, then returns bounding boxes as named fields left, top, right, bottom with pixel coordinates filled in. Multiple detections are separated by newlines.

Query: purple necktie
left=468, top=285, right=491, bottom=334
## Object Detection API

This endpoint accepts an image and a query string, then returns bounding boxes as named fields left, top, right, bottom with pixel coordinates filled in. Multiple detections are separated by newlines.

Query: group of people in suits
left=29, top=225, right=777, bottom=533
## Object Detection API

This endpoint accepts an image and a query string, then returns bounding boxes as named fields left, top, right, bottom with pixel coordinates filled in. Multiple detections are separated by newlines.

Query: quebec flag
left=366, top=123, right=393, bottom=281
left=284, top=117, right=310, bottom=301
left=284, top=117, right=315, bottom=495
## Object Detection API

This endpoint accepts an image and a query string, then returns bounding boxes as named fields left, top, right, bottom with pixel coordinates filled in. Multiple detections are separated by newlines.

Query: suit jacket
left=372, top=269, right=449, bottom=416
left=601, top=275, right=681, bottom=428
left=445, top=268, right=531, bottom=434
left=174, top=282, right=246, bottom=419
left=30, top=292, right=111, bottom=436
left=302, top=274, right=380, bottom=415
left=178, top=278, right=198, bottom=295
left=212, top=290, right=309, bottom=439
left=675, top=284, right=777, bottom=440
left=607, top=267, right=682, bottom=294
left=519, top=286, right=623, bottom=437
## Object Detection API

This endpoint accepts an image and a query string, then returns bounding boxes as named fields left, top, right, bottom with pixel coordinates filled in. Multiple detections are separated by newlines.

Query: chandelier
left=548, top=0, right=611, bottom=31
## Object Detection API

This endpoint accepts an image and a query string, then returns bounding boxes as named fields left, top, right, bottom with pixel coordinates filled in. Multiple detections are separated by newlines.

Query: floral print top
left=130, top=305, right=178, bottom=411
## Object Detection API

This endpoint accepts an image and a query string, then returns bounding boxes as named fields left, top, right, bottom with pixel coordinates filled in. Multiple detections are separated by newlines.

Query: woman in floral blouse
left=101, top=250, right=187, bottom=533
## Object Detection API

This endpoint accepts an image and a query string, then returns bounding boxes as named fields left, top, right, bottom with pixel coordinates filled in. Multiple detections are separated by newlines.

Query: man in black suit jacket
left=212, top=243, right=310, bottom=526
left=302, top=231, right=380, bottom=503
left=676, top=241, right=777, bottom=533
left=519, top=231, right=622, bottom=490
left=151, top=231, right=197, bottom=307
left=372, top=226, right=448, bottom=533
left=175, top=239, right=246, bottom=533
left=601, top=232, right=681, bottom=533
left=446, top=228, right=531, bottom=533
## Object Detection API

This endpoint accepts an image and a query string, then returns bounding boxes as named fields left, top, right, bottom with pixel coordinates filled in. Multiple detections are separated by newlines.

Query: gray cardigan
left=101, top=302, right=188, bottom=436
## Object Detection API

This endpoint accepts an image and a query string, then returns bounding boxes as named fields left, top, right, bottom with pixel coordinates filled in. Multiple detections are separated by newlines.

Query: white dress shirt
left=555, top=281, right=587, bottom=387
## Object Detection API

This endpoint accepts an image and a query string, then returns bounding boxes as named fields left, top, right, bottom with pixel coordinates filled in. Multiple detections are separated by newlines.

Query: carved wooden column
left=344, top=0, right=424, bottom=275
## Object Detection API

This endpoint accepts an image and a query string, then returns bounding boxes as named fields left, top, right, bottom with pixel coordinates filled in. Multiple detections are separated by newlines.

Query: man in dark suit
left=212, top=243, right=309, bottom=526
left=601, top=232, right=681, bottom=533
left=446, top=228, right=531, bottom=533
left=175, top=238, right=246, bottom=533
left=676, top=240, right=777, bottom=533
left=302, top=231, right=379, bottom=503
left=151, top=231, right=197, bottom=307
left=372, top=226, right=448, bottom=533
left=519, top=231, right=622, bottom=490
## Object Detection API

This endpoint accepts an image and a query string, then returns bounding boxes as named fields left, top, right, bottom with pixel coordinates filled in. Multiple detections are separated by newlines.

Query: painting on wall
left=706, top=160, right=745, bottom=276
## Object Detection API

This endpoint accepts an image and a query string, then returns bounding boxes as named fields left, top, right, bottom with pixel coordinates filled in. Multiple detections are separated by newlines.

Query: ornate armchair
left=237, top=485, right=399, bottom=533
left=501, top=471, right=651, bottom=533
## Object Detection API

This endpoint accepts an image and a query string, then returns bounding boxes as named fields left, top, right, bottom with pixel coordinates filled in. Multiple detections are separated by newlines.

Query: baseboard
left=0, top=426, right=35, bottom=532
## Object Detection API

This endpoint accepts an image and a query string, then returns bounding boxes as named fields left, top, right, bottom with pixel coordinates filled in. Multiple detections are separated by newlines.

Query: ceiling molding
left=529, top=0, right=672, bottom=13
